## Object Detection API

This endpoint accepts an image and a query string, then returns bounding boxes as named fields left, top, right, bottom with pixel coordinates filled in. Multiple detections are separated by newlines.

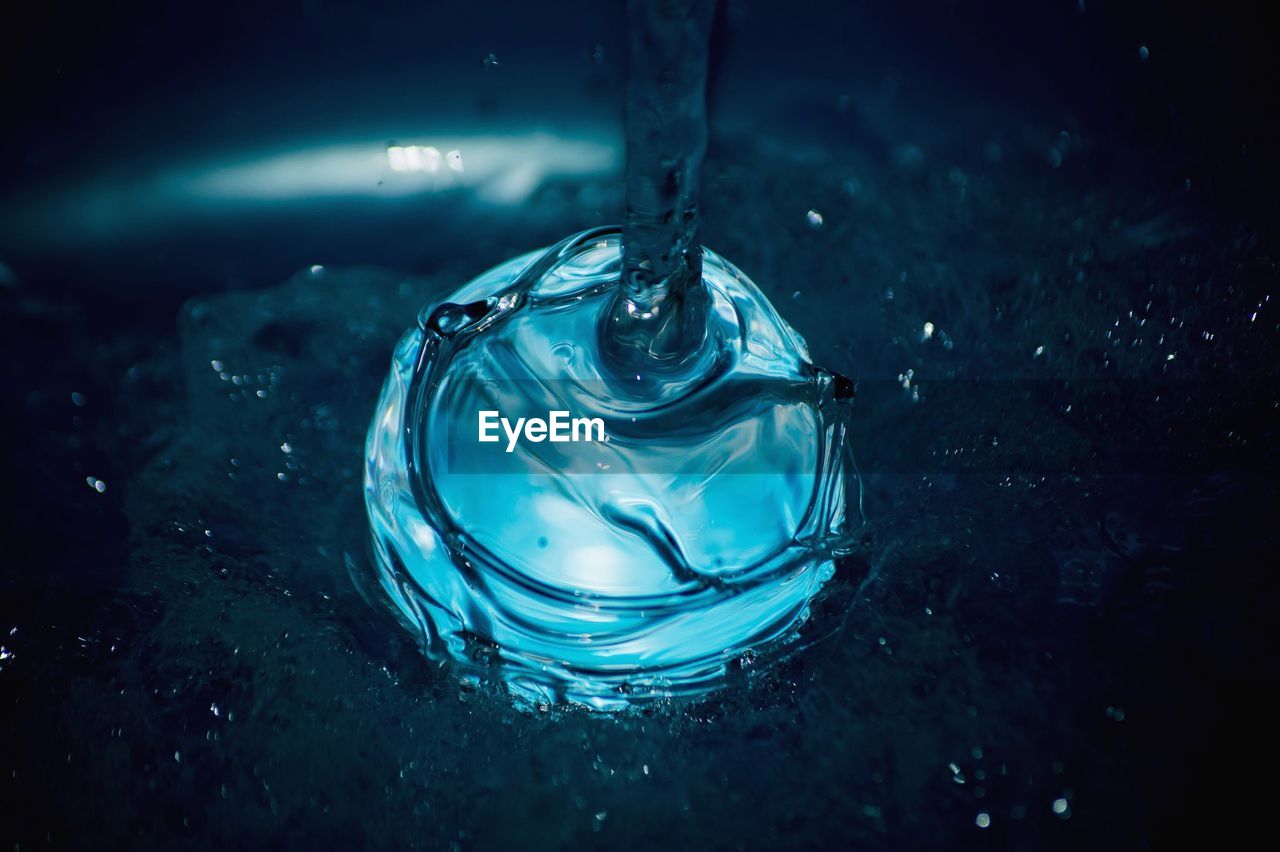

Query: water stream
left=363, top=0, right=860, bottom=708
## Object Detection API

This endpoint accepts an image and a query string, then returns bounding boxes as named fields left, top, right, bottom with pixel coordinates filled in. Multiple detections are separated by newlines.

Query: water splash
left=364, top=228, right=858, bottom=709
left=363, top=0, right=859, bottom=709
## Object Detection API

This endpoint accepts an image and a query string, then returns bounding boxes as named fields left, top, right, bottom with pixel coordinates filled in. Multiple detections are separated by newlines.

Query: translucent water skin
left=365, top=227, right=858, bottom=709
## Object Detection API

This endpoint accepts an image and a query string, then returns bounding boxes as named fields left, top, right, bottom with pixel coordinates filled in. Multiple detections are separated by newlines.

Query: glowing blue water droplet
left=364, top=227, right=859, bottom=709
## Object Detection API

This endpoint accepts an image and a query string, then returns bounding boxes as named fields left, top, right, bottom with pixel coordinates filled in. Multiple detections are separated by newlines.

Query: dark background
left=2, top=0, right=1276, bottom=297
left=1, top=2, right=1277, bottom=850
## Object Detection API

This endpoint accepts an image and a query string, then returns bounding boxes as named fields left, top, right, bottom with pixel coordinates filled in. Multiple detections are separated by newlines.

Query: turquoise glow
left=364, top=227, right=858, bottom=709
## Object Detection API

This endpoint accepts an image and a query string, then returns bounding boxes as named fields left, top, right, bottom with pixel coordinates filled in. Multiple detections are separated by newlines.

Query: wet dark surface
left=2, top=1, right=1278, bottom=849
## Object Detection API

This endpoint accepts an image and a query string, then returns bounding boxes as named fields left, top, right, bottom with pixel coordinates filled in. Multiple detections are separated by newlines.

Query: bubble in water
left=364, top=226, right=859, bottom=709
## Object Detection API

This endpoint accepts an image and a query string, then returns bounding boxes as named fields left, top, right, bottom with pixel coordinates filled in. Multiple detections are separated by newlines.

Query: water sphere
left=364, top=0, right=859, bottom=709
left=364, top=227, right=858, bottom=708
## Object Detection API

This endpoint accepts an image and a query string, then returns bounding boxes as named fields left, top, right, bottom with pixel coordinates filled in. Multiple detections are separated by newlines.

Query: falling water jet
left=363, top=0, right=860, bottom=710
left=602, top=0, right=717, bottom=376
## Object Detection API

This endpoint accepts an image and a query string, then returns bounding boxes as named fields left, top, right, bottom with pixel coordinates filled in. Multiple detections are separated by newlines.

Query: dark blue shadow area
left=0, top=1, right=1276, bottom=850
